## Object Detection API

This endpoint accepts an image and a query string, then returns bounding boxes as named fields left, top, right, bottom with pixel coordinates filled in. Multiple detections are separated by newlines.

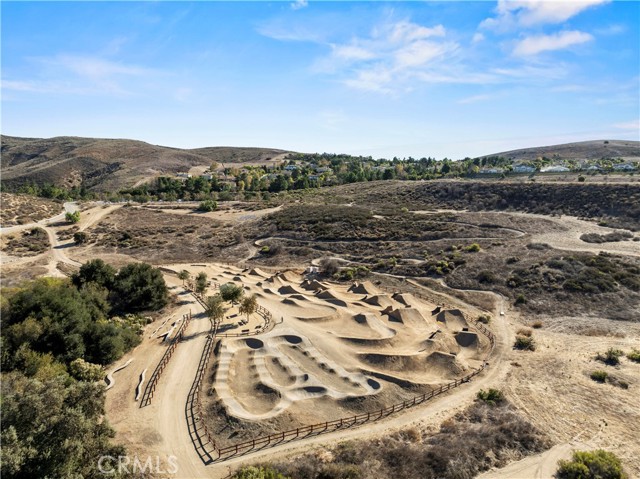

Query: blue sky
left=2, top=1, right=639, bottom=159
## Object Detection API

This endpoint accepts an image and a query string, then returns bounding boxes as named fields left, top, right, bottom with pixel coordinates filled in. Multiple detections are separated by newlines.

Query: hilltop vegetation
left=2, top=136, right=637, bottom=200
left=0, top=135, right=289, bottom=193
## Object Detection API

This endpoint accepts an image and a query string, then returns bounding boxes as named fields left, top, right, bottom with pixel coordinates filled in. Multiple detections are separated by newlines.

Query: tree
left=239, top=294, right=258, bottom=319
left=68, top=358, right=104, bottom=382
left=220, top=282, right=244, bottom=303
left=178, top=270, right=190, bottom=286
left=65, top=211, right=80, bottom=223
left=73, top=231, right=88, bottom=244
left=204, top=294, right=225, bottom=325
left=112, top=263, right=168, bottom=312
left=1, top=371, right=127, bottom=479
left=195, top=272, right=208, bottom=295
left=556, top=450, right=627, bottom=479
left=72, top=259, right=116, bottom=289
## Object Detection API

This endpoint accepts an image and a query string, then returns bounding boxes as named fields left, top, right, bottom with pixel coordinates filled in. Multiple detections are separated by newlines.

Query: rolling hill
left=478, top=139, right=640, bottom=161
left=0, top=135, right=292, bottom=192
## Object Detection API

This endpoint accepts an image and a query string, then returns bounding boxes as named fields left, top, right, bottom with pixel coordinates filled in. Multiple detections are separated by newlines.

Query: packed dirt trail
left=105, top=274, right=212, bottom=479
left=478, top=441, right=591, bottom=479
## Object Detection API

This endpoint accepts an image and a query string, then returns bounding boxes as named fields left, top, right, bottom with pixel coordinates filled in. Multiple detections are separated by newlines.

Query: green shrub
left=477, top=314, right=491, bottom=324
left=596, top=348, right=624, bottom=366
left=590, top=370, right=608, bottom=383
left=65, top=211, right=80, bottom=223
left=476, top=388, right=504, bottom=405
left=556, top=449, right=627, bottom=479
left=514, top=335, right=535, bottom=351
left=73, top=231, right=88, bottom=244
left=465, top=243, right=481, bottom=252
left=626, top=349, right=640, bottom=363
left=197, top=199, right=217, bottom=212
left=515, top=294, right=527, bottom=305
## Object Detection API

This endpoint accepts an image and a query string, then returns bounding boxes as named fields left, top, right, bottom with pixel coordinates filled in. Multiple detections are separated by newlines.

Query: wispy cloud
left=291, top=0, right=308, bottom=10
left=3, top=54, right=160, bottom=97
left=513, top=30, right=593, bottom=56
left=613, top=119, right=640, bottom=131
left=457, top=94, right=492, bottom=104
left=310, top=20, right=458, bottom=93
left=481, top=0, right=609, bottom=30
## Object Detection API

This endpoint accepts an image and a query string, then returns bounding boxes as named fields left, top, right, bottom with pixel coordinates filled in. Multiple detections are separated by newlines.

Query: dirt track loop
left=104, top=265, right=509, bottom=479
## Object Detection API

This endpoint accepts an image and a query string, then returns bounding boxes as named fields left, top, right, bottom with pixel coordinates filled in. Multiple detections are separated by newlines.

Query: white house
left=200, top=173, right=213, bottom=180
left=541, top=165, right=570, bottom=173
left=478, top=168, right=504, bottom=174
left=284, top=164, right=298, bottom=171
left=613, top=163, right=636, bottom=171
left=176, top=172, right=192, bottom=178
left=513, top=165, right=536, bottom=173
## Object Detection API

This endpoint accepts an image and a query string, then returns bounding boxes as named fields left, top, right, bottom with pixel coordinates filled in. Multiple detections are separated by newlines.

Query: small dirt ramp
left=348, top=281, right=381, bottom=296
left=455, top=330, right=479, bottom=348
left=316, top=290, right=348, bottom=307
left=278, top=284, right=303, bottom=295
left=301, top=279, right=328, bottom=291
left=387, top=308, right=430, bottom=331
left=248, top=268, right=268, bottom=278
left=436, top=309, right=469, bottom=329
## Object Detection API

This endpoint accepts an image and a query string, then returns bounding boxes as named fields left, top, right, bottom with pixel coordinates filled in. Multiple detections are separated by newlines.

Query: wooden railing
left=139, top=311, right=192, bottom=407
left=198, top=314, right=495, bottom=461
left=176, top=264, right=496, bottom=463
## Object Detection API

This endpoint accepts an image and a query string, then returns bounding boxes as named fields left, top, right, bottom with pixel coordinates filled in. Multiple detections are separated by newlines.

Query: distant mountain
left=477, top=140, right=640, bottom=162
left=0, top=135, right=292, bottom=192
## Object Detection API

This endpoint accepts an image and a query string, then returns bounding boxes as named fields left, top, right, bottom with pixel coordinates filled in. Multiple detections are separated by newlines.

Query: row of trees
left=178, top=270, right=258, bottom=324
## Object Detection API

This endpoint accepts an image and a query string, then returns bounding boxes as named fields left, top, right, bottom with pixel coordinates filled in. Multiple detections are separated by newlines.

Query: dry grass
left=1, top=227, right=49, bottom=256
left=0, top=193, right=61, bottom=226
left=260, top=401, right=550, bottom=479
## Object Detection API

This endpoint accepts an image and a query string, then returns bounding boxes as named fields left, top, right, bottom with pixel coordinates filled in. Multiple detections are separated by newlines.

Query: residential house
left=540, top=165, right=570, bottom=173
left=513, top=165, right=536, bottom=173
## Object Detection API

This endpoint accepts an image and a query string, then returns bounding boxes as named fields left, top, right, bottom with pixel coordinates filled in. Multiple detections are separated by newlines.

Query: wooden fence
left=172, top=263, right=497, bottom=462
left=192, top=314, right=495, bottom=461
left=139, top=311, right=192, bottom=407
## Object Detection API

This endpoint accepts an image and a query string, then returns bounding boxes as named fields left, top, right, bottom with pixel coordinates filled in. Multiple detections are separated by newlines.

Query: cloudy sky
left=2, top=1, right=638, bottom=159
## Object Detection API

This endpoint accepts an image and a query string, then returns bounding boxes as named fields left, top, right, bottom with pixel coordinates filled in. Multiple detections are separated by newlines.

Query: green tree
left=72, top=259, right=116, bottom=289
left=220, top=282, right=244, bottom=303
left=112, top=263, right=168, bottom=312
left=195, top=272, right=208, bottom=295
left=556, top=450, right=627, bottom=479
left=178, top=269, right=191, bottom=286
left=65, top=211, right=80, bottom=223
left=239, top=294, right=258, bottom=319
left=68, top=358, right=104, bottom=382
left=1, top=371, right=128, bottom=479
left=204, top=294, right=225, bottom=325
left=73, top=231, right=88, bottom=244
